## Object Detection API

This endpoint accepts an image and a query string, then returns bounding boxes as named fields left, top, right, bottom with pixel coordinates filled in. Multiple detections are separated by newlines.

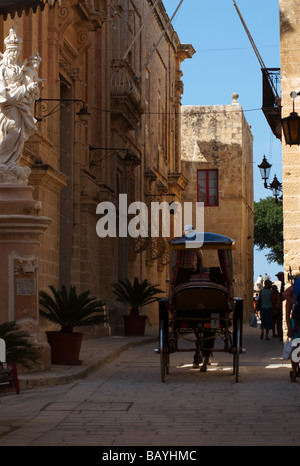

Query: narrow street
left=0, top=325, right=299, bottom=447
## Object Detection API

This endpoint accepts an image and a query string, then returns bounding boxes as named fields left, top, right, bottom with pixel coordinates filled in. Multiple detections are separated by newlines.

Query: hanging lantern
left=282, top=112, right=300, bottom=146
left=281, top=91, right=300, bottom=146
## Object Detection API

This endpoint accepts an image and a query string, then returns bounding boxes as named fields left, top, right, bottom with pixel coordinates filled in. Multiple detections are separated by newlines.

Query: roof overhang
left=170, top=232, right=236, bottom=251
left=0, top=0, right=61, bottom=20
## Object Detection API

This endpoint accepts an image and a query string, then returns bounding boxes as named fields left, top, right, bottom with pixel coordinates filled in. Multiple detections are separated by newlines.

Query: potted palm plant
left=111, top=277, right=163, bottom=336
left=39, top=285, right=106, bottom=365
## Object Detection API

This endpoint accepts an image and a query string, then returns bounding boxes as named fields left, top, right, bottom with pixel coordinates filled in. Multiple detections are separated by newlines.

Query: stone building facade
left=181, top=95, right=254, bottom=315
left=279, top=0, right=300, bottom=282
left=0, top=0, right=194, bottom=333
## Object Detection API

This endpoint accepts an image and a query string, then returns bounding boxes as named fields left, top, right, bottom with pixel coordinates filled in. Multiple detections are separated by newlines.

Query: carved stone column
left=0, top=185, right=52, bottom=371
left=0, top=28, right=52, bottom=372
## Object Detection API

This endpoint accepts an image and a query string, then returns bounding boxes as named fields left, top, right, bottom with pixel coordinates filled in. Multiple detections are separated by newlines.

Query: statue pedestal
left=0, top=184, right=52, bottom=372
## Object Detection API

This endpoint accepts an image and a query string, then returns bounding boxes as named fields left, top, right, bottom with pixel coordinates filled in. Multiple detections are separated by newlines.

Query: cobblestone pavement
left=0, top=325, right=299, bottom=447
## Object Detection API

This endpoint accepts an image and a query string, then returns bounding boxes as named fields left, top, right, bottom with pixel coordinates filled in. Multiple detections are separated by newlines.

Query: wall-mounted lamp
left=89, top=146, right=140, bottom=168
left=258, top=155, right=282, bottom=203
left=281, top=91, right=300, bottom=146
left=35, top=98, right=90, bottom=122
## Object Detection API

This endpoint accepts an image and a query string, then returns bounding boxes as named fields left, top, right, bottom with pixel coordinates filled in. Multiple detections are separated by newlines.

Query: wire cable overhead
left=232, top=0, right=279, bottom=99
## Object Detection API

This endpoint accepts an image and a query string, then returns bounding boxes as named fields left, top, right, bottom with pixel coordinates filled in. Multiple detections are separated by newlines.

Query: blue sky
left=162, top=0, right=282, bottom=281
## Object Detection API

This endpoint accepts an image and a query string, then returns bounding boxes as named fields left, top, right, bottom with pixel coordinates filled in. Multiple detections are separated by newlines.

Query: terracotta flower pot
left=46, top=331, right=84, bottom=365
left=123, top=315, right=147, bottom=336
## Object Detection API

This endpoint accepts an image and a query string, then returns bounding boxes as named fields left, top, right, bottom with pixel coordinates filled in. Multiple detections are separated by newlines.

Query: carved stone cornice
left=176, top=44, right=196, bottom=62
left=168, top=172, right=189, bottom=191
left=0, top=215, right=51, bottom=243
left=71, top=0, right=107, bottom=29
left=156, top=180, right=168, bottom=194
left=145, top=167, right=157, bottom=193
left=29, top=164, right=68, bottom=195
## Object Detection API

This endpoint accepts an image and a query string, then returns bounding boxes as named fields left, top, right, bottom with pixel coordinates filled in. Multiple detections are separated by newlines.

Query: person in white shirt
left=256, top=274, right=263, bottom=290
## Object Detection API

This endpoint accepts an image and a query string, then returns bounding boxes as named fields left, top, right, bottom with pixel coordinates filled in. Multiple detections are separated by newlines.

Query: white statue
left=0, top=29, right=43, bottom=184
left=22, top=51, right=45, bottom=104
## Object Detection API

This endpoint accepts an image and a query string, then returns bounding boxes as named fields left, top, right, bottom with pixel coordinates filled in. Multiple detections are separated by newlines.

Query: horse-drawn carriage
left=156, top=231, right=244, bottom=383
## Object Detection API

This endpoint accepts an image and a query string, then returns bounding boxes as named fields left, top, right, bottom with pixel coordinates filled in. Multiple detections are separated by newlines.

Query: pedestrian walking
left=282, top=274, right=300, bottom=382
left=275, top=271, right=285, bottom=296
left=285, top=311, right=300, bottom=382
left=257, top=279, right=275, bottom=340
left=256, top=274, right=263, bottom=291
left=275, top=271, right=285, bottom=341
left=282, top=274, right=300, bottom=338
left=272, top=284, right=282, bottom=339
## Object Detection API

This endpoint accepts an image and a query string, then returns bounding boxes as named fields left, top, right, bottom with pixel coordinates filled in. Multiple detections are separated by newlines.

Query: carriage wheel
left=159, top=315, right=169, bottom=383
left=233, top=319, right=241, bottom=383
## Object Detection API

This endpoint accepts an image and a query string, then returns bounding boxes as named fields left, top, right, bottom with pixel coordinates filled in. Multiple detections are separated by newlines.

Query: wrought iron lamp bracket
left=34, top=98, right=89, bottom=122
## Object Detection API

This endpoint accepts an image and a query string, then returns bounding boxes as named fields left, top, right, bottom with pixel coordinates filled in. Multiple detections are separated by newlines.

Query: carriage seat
left=189, top=266, right=226, bottom=287
left=173, top=284, right=228, bottom=329
left=209, top=267, right=226, bottom=287
left=174, top=285, right=228, bottom=312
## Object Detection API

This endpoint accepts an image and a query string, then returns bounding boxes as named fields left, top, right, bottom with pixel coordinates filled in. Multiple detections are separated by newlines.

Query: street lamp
left=258, top=155, right=282, bottom=203
left=269, top=174, right=282, bottom=203
left=281, top=91, right=300, bottom=146
left=258, top=155, right=272, bottom=188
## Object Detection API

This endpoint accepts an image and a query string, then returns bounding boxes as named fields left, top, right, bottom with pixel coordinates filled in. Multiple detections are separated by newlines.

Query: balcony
left=111, top=59, right=146, bottom=132
left=261, top=68, right=281, bottom=140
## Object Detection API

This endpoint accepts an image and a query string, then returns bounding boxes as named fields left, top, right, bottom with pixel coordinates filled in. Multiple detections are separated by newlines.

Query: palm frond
left=111, top=277, right=163, bottom=315
left=0, top=321, right=39, bottom=369
left=39, top=285, right=106, bottom=333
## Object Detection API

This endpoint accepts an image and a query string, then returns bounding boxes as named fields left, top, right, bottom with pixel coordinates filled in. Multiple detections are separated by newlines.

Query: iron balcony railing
left=261, top=68, right=281, bottom=140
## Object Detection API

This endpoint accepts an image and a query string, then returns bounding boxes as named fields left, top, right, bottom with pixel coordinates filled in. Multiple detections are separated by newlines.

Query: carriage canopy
left=169, top=232, right=235, bottom=293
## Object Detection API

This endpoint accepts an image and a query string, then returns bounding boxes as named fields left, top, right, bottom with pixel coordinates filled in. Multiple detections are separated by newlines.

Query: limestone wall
left=181, top=97, right=254, bottom=316
left=280, top=0, right=300, bottom=281
left=0, top=1, right=192, bottom=333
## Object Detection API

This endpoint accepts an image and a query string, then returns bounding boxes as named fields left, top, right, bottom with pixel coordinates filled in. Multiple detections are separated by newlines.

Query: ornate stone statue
left=0, top=29, right=42, bottom=184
